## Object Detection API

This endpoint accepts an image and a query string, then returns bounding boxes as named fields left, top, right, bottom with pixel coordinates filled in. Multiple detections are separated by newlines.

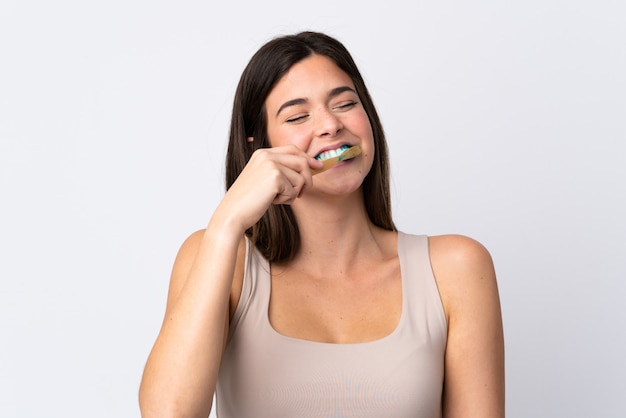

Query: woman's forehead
left=266, top=55, right=355, bottom=109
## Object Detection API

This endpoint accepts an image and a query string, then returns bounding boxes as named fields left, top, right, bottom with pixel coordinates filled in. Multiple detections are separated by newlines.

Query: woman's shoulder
left=428, top=234, right=493, bottom=268
left=399, top=232, right=492, bottom=265
left=175, top=229, right=248, bottom=263
left=177, top=228, right=207, bottom=254
left=426, top=234, right=497, bottom=318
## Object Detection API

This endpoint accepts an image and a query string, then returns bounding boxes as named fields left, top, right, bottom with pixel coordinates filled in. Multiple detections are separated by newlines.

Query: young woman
left=139, top=31, right=504, bottom=418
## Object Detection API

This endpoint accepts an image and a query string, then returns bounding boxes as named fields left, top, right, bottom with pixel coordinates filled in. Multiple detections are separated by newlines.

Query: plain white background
left=1, top=1, right=624, bottom=417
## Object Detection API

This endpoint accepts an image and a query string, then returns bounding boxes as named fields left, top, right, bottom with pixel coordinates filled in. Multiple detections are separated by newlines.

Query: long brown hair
left=225, top=31, right=395, bottom=262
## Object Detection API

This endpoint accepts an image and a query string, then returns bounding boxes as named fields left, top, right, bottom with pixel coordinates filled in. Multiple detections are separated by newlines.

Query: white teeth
left=316, top=145, right=350, bottom=161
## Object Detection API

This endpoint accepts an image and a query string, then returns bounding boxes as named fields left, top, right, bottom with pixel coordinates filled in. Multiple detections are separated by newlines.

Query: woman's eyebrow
left=276, top=98, right=307, bottom=117
left=275, top=86, right=357, bottom=117
left=328, top=86, right=356, bottom=98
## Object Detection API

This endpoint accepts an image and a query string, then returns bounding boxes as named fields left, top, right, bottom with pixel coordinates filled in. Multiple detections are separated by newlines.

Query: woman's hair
left=225, top=31, right=395, bottom=262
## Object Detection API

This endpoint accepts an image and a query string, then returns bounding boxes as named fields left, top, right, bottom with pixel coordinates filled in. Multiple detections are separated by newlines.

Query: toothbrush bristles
left=312, top=145, right=362, bottom=175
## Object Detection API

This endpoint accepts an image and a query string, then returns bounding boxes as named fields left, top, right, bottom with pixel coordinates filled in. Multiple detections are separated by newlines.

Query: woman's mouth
left=315, top=145, right=351, bottom=161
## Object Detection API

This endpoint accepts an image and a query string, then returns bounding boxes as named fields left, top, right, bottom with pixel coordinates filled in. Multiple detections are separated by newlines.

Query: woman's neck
left=286, top=191, right=392, bottom=274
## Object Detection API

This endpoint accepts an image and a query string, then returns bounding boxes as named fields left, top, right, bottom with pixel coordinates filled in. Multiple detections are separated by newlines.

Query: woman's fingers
left=265, top=153, right=313, bottom=196
left=220, top=145, right=321, bottom=232
left=254, top=145, right=321, bottom=194
left=270, top=166, right=307, bottom=204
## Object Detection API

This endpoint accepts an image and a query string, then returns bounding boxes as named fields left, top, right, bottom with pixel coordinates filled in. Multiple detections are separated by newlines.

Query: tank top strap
left=227, top=236, right=272, bottom=341
left=397, top=232, right=447, bottom=341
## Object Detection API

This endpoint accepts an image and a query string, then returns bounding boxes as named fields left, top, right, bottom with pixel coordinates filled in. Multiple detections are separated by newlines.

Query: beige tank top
left=216, top=232, right=447, bottom=418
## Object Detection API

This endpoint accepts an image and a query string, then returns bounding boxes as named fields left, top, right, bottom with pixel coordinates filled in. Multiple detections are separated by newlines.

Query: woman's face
left=264, top=54, right=374, bottom=193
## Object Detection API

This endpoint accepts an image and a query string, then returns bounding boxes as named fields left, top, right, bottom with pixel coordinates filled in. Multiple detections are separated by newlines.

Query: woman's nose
left=315, top=109, right=343, bottom=138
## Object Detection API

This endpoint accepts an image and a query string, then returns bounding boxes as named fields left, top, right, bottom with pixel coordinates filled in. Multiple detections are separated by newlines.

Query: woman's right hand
left=216, top=144, right=322, bottom=234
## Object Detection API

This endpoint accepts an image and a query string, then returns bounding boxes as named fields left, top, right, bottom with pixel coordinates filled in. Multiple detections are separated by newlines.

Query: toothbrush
left=311, top=145, right=362, bottom=176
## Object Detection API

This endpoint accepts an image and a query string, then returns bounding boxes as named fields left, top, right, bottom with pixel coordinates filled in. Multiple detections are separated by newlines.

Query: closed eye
left=286, top=113, right=309, bottom=123
left=333, top=101, right=358, bottom=111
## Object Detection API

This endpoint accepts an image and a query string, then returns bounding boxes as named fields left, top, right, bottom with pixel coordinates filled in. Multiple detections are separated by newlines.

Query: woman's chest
left=268, top=261, right=402, bottom=344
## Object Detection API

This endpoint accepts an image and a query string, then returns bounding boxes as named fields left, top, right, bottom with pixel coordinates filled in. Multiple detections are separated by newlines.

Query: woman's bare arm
left=139, top=219, right=245, bottom=418
left=430, top=234, right=505, bottom=418
left=138, top=145, right=319, bottom=417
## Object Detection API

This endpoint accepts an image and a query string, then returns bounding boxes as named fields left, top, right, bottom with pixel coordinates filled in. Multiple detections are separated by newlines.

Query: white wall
left=1, top=1, right=624, bottom=417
